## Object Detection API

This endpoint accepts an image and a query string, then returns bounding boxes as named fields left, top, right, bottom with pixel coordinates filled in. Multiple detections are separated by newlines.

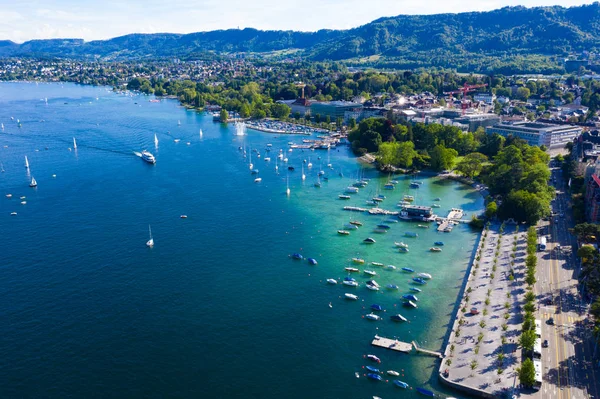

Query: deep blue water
left=0, top=82, right=483, bottom=398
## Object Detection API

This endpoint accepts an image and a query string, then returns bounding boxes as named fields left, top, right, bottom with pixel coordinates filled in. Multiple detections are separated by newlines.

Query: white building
left=486, top=121, right=582, bottom=149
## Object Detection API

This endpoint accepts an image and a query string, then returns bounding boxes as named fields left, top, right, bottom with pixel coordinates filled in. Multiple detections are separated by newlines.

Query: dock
left=437, top=219, right=452, bottom=232
left=411, top=341, right=443, bottom=358
left=447, top=208, right=464, bottom=220
left=371, top=335, right=412, bottom=353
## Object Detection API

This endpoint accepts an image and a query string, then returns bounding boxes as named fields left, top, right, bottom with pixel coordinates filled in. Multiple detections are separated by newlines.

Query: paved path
left=440, top=224, right=526, bottom=397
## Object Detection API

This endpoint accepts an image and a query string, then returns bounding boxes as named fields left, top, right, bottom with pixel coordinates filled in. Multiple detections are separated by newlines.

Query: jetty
left=411, top=341, right=443, bottom=358
left=371, top=335, right=412, bottom=353
left=447, top=208, right=464, bottom=220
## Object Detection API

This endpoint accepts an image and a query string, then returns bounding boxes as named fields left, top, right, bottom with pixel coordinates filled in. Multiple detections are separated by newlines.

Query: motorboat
left=345, top=293, right=359, bottom=300
left=338, top=230, right=350, bottom=235
left=338, top=195, right=351, bottom=200
left=393, top=380, right=409, bottom=389
left=386, top=284, right=399, bottom=290
left=366, top=366, right=380, bottom=373
left=402, top=294, right=419, bottom=302
left=349, top=220, right=363, bottom=226
left=307, top=258, right=318, bottom=265
left=10, top=212, right=17, bottom=215
left=254, top=178, right=262, bottom=183
left=429, top=247, right=442, bottom=252
left=367, top=373, right=383, bottom=381
left=364, top=270, right=377, bottom=276
left=412, top=277, right=427, bottom=285
left=405, top=232, right=418, bottom=237
left=391, top=314, right=407, bottom=322
left=327, top=278, right=338, bottom=285
left=372, top=197, right=384, bottom=203
left=344, top=224, right=359, bottom=230
left=385, top=218, right=398, bottom=223
left=383, top=183, right=395, bottom=190
left=398, top=247, right=409, bottom=253
left=141, top=150, right=156, bottom=164
left=403, top=195, right=414, bottom=202
left=292, top=253, right=303, bottom=260
left=366, top=280, right=380, bottom=288
left=352, top=258, right=365, bottom=264
left=370, top=304, right=383, bottom=311
left=146, top=225, right=154, bottom=248
left=404, top=300, right=418, bottom=308
left=418, top=273, right=432, bottom=279
left=367, top=354, right=381, bottom=363
left=376, top=224, right=391, bottom=230
left=251, top=169, right=260, bottom=174
left=395, top=242, right=409, bottom=248
left=432, top=204, right=441, bottom=208
left=410, top=287, right=422, bottom=292
left=371, top=262, right=384, bottom=267
left=344, top=277, right=356, bottom=282
left=343, top=280, right=359, bottom=287
left=417, top=224, right=429, bottom=228
left=366, top=285, right=380, bottom=291
left=410, top=182, right=420, bottom=189
left=416, top=387, right=435, bottom=397
left=387, top=370, right=400, bottom=376
left=401, top=267, right=415, bottom=273
left=365, top=313, right=381, bottom=321
left=373, top=228, right=388, bottom=234
left=385, top=265, right=397, bottom=270
left=6, top=194, right=12, bottom=198
left=345, top=186, right=359, bottom=194
left=344, top=267, right=359, bottom=273
left=434, top=241, right=444, bottom=246
left=434, top=197, right=441, bottom=201
left=180, top=215, right=188, bottom=219
left=363, top=237, right=376, bottom=244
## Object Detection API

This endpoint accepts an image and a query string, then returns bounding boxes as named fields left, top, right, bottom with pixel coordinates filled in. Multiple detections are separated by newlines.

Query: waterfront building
left=399, top=205, right=436, bottom=221
left=485, top=121, right=582, bottom=149
left=309, top=101, right=363, bottom=122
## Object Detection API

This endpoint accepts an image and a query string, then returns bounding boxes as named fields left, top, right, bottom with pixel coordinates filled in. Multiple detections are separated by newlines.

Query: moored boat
left=385, top=264, right=397, bottom=270
left=418, top=272, right=432, bottom=279
left=412, top=277, right=427, bottom=285
left=429, top=247, right=442, bottom=252
left=401, top=267, right=414, bottom=273
left=416, top=387, right=435, bottom=397
left=398, top=247, right=409, bottom=253
left=352, top=258, right=365, bottom=264
left=366, top=366, right=380, bottom=373
left=370, top=304, right=383, bottom=311
left=371, top=262, right=384, bottom=267
left=345, top=293, right=359, bottom=300
left=366, top=354, right=381, bottom=363
left=394, top=380, right=409, bottom=388
left=366, top=284, right=380, bottom=291
left=327, top=278, right=338, bottom=284
left=338, top=195, right=351, bottom=200
left=338, top=230, right=350, bottom=235
left=365, top=313, right=381, bottom=321
left=363, top=237, right=376, bottom=244
left=405, top=232, right=418, bottom=237
left=402, top=294, right=419, bottom=302
left=404, top=300, right=418, bottom=308
left=387, top=370, right=400, bottom=376
left=395, top=241, right=409, bottom=248
left=410, top=287, right=422, bottom=292
left=307, top=258, right=318, bottom=265
left=292, top=253, right=303, bottom=260
left=391, top=314, right=407, bottom=322
left=364, top=270, right=377, bottom=276
left=386, top=284, right=399, bottom=290
left=343, top=280, right=359, bottom=287
left=434, top=241, right=444, bottom=246
left=344, top=267, right=360, bottom=273
left=367, top=373, right=383, bottom=381
left=349, top=220, right=363, bottom=226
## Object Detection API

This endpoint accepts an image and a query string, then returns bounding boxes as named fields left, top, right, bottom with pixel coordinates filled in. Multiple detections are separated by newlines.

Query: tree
left=591, top=298, right=600, bottom=320
left=348, top=118, right=356, bottom=129
left=518, top=358, right=536, bottom=387
left=397, top=141, right=417, bottom=168
left=429, top=144, right=458, bottom=171
left=519, top=329, right=537, bottom=353
left=455, top=152, right=488, bottom=178
left=239, top=103, right=251, bottom=118
left=271, top=103, right=291, bottom=119
left=219, top=109, right=229, bottom=123
left=485, top=201, right=498, bottom=219
left=516, top=87, right=531, bottom=101
left=578, top=245, right=597, bottom=263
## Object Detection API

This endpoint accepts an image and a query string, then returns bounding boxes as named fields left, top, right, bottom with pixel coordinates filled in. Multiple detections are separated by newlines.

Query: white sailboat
left=307, top=157, right=313, bottom=169
left=199, top=129, right=203, bottom=138
left=275, top=156, right=278, bottom=172
left=177, top=120, right=181, bottom=126
left=24, top=156, right=29, bottom=169
left=327, top=149, right=332, bottom=169
left=1, top=123, right=4, bottom=130
left=73, top=137, right=77, bottom=150
left=29, top=176, right=37, bottom=187
left=249, top=150, right=253, bottom=170
left=286, top=175, right=291, bottom=196
left=301, top=164, right=306, bottom=181
left=154, top=134, right=159, bottom=147
left=146, top=225, right=154, bottom=247
left=0, top=163, right=4, bottom=173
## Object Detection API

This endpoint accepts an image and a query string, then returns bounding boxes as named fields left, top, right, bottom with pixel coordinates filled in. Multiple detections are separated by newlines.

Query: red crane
left=443, top=83, right=488, bottom=115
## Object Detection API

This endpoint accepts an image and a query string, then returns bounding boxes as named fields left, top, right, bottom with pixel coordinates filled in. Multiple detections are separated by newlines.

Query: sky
left=0, top=0, right=595, bottom=43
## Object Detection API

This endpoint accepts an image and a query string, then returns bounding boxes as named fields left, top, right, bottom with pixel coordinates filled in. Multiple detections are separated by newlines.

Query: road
left=532, top=165, right=599, bottom=399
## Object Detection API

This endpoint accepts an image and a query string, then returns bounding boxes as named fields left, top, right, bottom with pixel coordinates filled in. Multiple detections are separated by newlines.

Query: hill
left=2, top=3, right=600, bottom=72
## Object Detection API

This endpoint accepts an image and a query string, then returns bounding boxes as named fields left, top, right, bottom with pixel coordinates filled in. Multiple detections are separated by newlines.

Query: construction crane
left=443, top=83, right=488, bottom=114
left=295, top=82, right=306, bottom=99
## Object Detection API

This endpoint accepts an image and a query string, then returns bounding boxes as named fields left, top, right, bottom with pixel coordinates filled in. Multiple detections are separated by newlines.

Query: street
left=532, top=165, right=599, bottom=399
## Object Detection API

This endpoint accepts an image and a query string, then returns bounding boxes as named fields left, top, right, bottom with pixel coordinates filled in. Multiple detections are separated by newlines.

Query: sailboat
left=29, top=176, right=37, bottom=187
left=1, top=123, right=4, bottom=130
left=307, top=157, right=313, bottom=169
left=146, top=225, right=154, bottom=247
left=177, top=120, right=181, bottom=126
left=249, top=149, right=253, bottom=170
left=24, top=156, right=29, bottom=169
left=73, top=137, right=77, bottom=150
left=327, top=149, right=332, bottom=169
left=199, top=129, right=203, bottom=138
left=275, top=156, right=278, bottom=172
left=286, top=175, right=291, bottom=196
left=154, top=134, right=159, bottom=147
left=314, top=175, right=321, bottom=188
left=301, top=164, right=306, bottom=181
left=0, top=163, right=4, bottom=173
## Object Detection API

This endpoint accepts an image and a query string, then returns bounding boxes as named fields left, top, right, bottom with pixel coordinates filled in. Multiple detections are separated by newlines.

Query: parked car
left=547, top=317, right=555, bottom=325
left=542, top=339, right=549, bottom=348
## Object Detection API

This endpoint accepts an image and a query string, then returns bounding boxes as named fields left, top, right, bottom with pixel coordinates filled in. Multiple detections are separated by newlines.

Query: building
left=454, top=113, right=500, bottom=131
left=585, top=174, right=600, bottom=222
left=473, top=92, right=496, bottom=105
left=309, top=101, right=363, bottom=122
left=485, top=121, right=582, bottom=149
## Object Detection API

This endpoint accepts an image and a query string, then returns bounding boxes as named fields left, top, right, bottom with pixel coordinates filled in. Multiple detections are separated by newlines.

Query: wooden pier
left=371, top=335, right=413, bottom=353
left=411, top=341, right=443, bottom=358
left=437, top=220, right=452, bottom=232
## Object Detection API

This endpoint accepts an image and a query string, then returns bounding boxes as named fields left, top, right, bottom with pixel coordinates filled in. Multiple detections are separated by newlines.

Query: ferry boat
left=141, top=150, right=156, bottom=164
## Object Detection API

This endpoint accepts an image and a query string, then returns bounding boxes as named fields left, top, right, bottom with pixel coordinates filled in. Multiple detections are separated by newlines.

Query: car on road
left=542, top=339, right=549, bottom=348
left=547, top=317, right=555, bottom=325
left=545, top=298, right=553, bottom=305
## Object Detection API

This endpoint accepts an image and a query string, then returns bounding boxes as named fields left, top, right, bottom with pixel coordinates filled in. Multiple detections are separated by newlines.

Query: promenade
left=439, top=224, right=527, bottom=398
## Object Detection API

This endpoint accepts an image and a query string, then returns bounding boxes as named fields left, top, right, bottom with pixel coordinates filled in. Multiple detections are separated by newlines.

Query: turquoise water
left=0, top=82, right=483, bottom=398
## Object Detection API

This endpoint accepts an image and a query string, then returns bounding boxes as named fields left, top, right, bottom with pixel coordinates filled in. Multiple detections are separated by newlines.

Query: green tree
left=519, top=329, right=537, bottom=352
left=397, top=141, right=418, bottom=168
left=348, top=118, right=357, bottom=129
left=239, top=103, right=251, bottom=118
left=219, top=109, right=229, bottom=123
left=517, top=87, right=531, bottom=101
left=271, top=103, right=291, bottom=119
left=455, top=152, right=488, bottom=178
left=485, top=201, right=498, bottom=219
left=578, top=245, right=597, bottom=262
left=430, top=144, right=458, bottom=171
left=518, top=358, right=536, bottom=387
